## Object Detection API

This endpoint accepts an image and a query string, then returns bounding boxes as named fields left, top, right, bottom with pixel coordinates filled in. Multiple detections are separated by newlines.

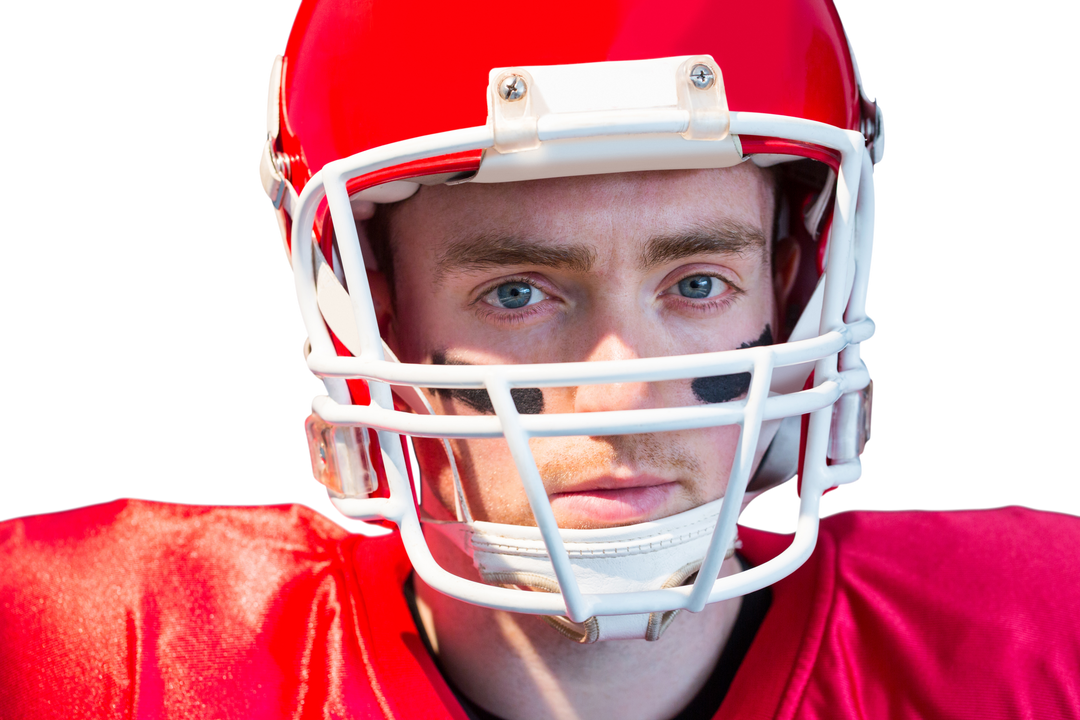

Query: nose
left=572, top=332, right=655, bottom=414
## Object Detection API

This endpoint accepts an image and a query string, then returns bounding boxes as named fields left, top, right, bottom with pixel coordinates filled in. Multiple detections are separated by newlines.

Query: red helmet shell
left=278, top=0, right=860, bottom=193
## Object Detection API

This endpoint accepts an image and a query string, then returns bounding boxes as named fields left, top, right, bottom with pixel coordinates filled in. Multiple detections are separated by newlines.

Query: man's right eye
left=483, top=281, right=546, bottom=309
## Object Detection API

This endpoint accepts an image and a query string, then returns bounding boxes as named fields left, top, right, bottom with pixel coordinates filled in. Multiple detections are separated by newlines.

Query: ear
left=772, top=236, right=801, bottom=339
left=367, top=269, right=398, bottom=355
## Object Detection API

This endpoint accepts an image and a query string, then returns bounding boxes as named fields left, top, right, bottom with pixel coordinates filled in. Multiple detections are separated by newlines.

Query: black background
left=6, top=2, right=1071, bottom=526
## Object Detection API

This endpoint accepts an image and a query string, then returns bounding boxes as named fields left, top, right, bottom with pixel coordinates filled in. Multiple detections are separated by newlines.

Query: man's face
left=383, top=164, right=780, bottom=530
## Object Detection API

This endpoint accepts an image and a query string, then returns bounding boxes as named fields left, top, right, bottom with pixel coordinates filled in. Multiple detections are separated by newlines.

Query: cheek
left=693, top=424, right=743, bottom=499
left=458, top=439, right=534, bottom=524
left=417, top=435, right=533, bottom=524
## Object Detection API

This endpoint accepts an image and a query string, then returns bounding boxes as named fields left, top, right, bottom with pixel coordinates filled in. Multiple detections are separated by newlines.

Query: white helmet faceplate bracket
left=276, top=55, right=877, bottom=641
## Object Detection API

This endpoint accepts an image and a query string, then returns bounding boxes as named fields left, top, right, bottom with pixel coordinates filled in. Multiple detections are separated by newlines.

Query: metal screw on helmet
left=689, top=64, right=715, bottom=90
left=498, top=74, right=527, bottom=101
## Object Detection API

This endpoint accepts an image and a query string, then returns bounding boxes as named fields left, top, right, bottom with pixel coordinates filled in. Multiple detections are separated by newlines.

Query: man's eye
left=483, top=281, right=546, bottom=309
left=675, top=275, right=725, bottom=299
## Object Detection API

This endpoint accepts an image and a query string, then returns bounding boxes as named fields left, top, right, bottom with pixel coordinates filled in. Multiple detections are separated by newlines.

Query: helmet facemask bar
left=288, top=57, right=875, bottom=628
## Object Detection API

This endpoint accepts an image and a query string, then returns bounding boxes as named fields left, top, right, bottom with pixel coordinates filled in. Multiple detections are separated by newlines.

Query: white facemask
left=424, top=497, right=736, bottom=642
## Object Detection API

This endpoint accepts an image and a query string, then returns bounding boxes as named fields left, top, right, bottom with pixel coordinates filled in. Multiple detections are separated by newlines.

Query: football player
left=256, top=0, right=1080, bottom=717
left=3, top=0, right=1078, bottom=718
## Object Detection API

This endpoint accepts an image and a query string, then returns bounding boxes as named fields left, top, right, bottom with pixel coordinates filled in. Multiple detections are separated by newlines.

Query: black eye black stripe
left=430, top=325, right=773, bottom=416
left=431, top=352, right=545, bottom=415
left=691, top=325, right=774, bottom=404
left=439, top=387, right=544, bottom=415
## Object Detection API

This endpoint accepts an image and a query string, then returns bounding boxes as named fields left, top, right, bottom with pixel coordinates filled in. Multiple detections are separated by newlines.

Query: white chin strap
left=424, top=497, right=736, bottom=643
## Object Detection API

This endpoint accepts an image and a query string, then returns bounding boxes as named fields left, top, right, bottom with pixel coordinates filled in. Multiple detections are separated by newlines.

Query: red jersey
left=1, top=500, right=1078, bottom=719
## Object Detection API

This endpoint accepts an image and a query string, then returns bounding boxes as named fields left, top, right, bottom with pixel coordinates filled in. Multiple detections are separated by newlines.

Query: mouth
left=547, top=476, right=680, bottom=526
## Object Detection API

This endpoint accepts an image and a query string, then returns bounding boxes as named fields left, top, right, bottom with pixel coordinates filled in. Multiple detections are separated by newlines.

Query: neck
left=414, top=538, right=744, bottom=720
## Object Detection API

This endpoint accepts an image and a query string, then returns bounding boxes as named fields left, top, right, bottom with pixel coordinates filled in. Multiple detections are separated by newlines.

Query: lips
left=547, top=477, right=680, bottom=526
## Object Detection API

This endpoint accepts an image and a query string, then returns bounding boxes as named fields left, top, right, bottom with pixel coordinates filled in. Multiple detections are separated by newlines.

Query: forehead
left=393, top=163, right=775, bottom=243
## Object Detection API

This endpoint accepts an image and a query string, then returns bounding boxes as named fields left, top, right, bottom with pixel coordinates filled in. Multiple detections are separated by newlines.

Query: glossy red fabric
left=2, top=501, right=1078, bottom=719
left=0, top=501, right=465, bottom=720
left=728, top=508, right=1080, bottom=720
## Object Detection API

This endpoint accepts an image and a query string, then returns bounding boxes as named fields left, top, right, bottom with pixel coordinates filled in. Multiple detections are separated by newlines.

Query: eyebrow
left=433, top=218, right=766, bottom=284
left=639, top=220, right=767, bottom=270
left=434, top=234, right=596, bottom=284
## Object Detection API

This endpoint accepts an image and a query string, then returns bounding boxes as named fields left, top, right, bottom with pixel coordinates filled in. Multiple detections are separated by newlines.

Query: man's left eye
left=674, top=275, right=725, bottom=299
left=483, top=281, right=546, bottom=309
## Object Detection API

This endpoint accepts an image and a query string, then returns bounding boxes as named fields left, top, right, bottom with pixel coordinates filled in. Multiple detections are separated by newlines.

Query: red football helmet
left=261, top=0, right=880, bottom=642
